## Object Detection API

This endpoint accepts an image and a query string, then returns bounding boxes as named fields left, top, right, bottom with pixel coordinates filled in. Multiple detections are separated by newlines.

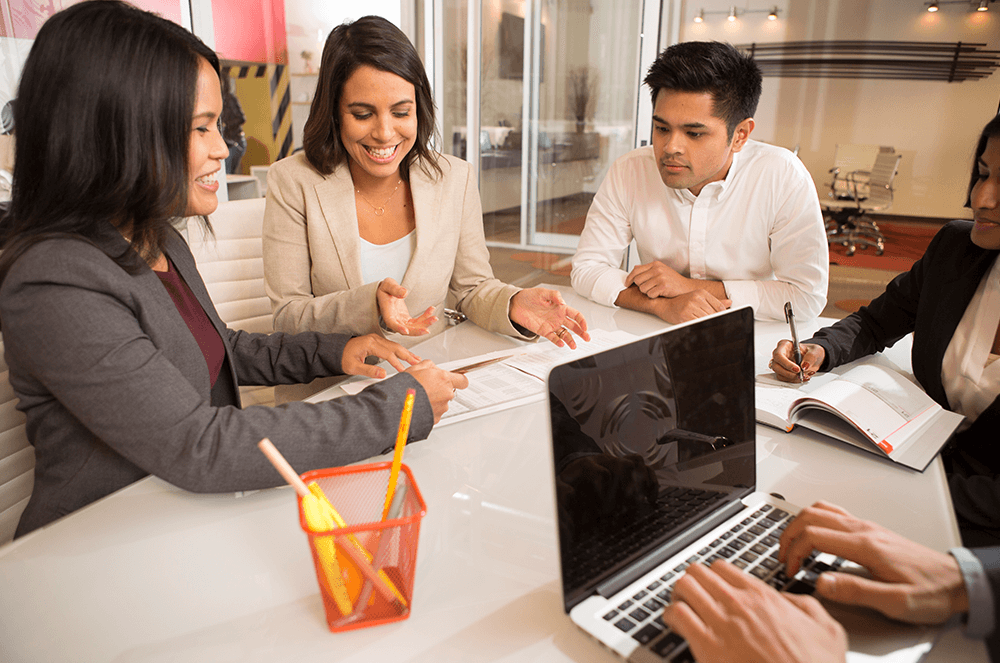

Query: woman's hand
left=770, top=340, right=826, bottom=383
left=663, top=561, right=847, bottom=663
left=778, top=501, right=969, bottom=625
left=404, top=360, right=469, bottom=424
left=509, top=288, right=591, bottom=349
left=342, top=334, right=420, bottom=378
left=376, top=278, right=438, bottom=336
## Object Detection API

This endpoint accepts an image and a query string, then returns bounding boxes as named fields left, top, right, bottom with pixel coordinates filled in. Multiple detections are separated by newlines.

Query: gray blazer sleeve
left=968, top=547, right=1000, bottom=659
left=1, top=234, right=432, bottom=534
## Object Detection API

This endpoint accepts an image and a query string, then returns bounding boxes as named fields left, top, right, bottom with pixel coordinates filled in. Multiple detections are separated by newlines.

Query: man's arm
left=570, top=159, right=635, bottom=307
left=722, top=156, right=829, bottom=321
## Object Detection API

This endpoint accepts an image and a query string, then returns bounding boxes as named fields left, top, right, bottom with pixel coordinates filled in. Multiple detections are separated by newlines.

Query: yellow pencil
left=308, top=482, right=408, bottom=607
left=382, top=389, right=416, bottom=521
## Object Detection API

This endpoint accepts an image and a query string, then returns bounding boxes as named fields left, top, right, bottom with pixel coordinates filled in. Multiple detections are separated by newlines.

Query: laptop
left=546, top=306, right=936, bottom=662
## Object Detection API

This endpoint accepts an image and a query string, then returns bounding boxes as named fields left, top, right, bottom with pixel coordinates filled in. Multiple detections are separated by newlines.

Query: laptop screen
left=547, top=308, right=756, bottom=611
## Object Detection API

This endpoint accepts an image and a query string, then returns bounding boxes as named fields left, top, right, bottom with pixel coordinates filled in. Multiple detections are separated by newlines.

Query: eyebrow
left=346, top=99, right=414, bottom=110
left=652, top=115, right=709, bottom=129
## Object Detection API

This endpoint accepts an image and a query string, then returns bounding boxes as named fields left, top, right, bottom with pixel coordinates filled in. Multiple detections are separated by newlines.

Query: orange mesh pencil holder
left=297, top=462, right=427, bottom=632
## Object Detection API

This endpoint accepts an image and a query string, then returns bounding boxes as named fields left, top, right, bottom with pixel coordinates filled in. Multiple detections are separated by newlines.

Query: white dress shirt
left=942, top=254, right=1000, bottom=423
left=571, top=141, right=829, bottom=321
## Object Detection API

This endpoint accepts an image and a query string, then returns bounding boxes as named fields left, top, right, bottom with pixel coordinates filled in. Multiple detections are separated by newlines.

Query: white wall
left=680, top=0, right=1000, bottom=219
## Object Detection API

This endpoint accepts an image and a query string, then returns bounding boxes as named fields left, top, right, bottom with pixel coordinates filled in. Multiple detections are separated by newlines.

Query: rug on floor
left=827, top=220, right=940, bottom=271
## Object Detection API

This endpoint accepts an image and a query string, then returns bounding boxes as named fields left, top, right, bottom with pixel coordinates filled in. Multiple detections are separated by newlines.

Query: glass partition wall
left=440, top=0, right=656, bottom=255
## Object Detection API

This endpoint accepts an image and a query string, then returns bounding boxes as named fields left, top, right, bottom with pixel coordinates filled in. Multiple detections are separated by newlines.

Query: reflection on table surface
left=0, top=286, right=985, bottom=662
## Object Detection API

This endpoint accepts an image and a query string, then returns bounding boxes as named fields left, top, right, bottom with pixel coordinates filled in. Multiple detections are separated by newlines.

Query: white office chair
left=0, top=334, right=34, bottom=545
left=187, top=197, right=276, bottom=407
left=823, top=145, right=902, bottom=256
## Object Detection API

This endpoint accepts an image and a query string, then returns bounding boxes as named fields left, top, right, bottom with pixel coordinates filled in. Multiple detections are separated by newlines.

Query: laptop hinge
left=595, top=497, right=747, bottom=599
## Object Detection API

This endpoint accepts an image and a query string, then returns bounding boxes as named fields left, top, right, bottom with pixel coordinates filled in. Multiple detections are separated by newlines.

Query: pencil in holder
left=297, top=461, right=426, bottom=632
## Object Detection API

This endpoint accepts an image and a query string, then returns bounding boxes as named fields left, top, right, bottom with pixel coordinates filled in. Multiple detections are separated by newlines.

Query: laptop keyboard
left=563, top=487, right=728, bottom=590
left=596, top=504, right=844, bottom=661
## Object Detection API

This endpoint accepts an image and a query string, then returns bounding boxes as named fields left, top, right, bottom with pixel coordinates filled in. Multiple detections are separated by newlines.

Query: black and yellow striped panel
left=224, top=63, right=292, bottom=161
left=269, top=64, right=292, bottom=160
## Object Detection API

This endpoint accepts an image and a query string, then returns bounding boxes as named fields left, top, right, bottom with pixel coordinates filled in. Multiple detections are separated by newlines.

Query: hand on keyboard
left=778, top=501, right=969, bottom=625
left=662, top=560, right=847, bottom=663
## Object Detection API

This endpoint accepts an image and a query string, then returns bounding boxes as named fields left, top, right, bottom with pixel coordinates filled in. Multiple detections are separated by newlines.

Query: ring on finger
left=556, top=327, right=567, bottom=339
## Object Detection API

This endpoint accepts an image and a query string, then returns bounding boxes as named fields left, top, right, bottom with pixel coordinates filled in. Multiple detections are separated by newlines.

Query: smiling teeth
left=366, top=145, right=397, bottom=160
left=196, top=172, right=217, bottom=185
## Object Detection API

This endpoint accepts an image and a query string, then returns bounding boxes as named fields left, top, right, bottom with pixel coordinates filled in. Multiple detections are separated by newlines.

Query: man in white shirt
left=571, top=41, right=828, bottom=323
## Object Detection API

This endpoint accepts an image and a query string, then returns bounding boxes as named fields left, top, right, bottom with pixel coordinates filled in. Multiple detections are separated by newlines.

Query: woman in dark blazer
left=0, top=1, right=466, bottom=537
left=771, top=113, right=1000, bottom=544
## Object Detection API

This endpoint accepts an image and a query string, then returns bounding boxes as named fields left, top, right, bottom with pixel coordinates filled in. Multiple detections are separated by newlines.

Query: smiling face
left=338, top=64, right=418, bottom=185
left=650, top=90, right=752, bottom=197
left=971, top=136, right=1000, bottom=251
left=186, top=57, right=229, bottom=217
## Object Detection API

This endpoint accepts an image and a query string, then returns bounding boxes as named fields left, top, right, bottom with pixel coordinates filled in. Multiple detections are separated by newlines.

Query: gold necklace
left=355, top=179, right=402, bottom=216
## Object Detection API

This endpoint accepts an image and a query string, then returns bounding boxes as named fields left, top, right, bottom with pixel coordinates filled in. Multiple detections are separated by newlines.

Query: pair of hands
left=624, top=261, right=731, bottom=324
left=663, top=501, right=968, bottom=663
left=341, top=334, right=467, bottom=424
left=376, top=278, right=591, bottom=348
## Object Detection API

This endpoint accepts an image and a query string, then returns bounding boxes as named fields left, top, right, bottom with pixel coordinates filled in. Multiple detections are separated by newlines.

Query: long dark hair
left=302, top=15, right=441, bottom=182
left=967, top=113, right=1000, bottom=207
left=0, top=0, right=220, bottom=281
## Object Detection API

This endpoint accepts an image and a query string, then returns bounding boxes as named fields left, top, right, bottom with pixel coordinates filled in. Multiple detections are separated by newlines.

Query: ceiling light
left=927, top=1, right=939, bottom=11
left=977, top=0, right=989, bottom=11
left=694, top=9, right=704, bottom=23
left=768, top=7, right=779, bottom=20
left=728, top=6, right=737, bottom=21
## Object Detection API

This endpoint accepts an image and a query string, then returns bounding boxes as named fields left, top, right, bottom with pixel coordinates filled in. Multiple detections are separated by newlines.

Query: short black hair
left=1, top=0, right=219, bottom=277
left=967, top=113, right=1000, bottom=207
left=303, top=16, right=440, bottom=182
left=643, top=41, right=762, bottom=139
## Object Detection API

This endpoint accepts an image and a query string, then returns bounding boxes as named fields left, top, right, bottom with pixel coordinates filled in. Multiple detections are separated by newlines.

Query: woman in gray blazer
left=263, top=16, right=590, bottom=350
left=0, top=1, right=466, bottom=538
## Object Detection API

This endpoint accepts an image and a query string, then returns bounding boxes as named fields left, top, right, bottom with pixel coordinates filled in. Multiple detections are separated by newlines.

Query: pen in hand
left=783, top=302, right=805, bottom=383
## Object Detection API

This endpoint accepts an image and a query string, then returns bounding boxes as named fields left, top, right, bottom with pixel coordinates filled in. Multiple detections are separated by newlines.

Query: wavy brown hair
left=302, top=16, right=441, bottom=182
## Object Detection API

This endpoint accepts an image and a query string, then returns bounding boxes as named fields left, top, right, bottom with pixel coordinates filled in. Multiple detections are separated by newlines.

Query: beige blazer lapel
left=314, top=164, right=365, bottom=289
left=404, top=162, right=444, bottom=291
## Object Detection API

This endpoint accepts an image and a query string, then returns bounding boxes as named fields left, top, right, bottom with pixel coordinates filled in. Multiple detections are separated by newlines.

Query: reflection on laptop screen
left=548, top=308, right=756, bottom=611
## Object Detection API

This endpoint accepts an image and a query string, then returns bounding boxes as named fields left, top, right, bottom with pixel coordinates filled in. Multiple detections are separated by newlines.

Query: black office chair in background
left=823, top=145, right=902, bottom=256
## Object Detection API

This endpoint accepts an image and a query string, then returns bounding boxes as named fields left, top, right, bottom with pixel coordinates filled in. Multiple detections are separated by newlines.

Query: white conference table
left=0, top=286, right=986, bottom=662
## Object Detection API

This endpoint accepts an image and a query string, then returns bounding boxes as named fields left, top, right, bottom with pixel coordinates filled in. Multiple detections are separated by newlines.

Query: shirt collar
left=674, top=146, right=745, bottom=203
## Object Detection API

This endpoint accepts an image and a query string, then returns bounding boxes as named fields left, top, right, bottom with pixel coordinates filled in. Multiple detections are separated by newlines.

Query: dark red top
left=155, top=258, right=225, bottom=387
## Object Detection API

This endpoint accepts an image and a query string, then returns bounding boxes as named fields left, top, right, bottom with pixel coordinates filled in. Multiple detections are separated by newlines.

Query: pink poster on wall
left=0, top=0, right=184, bottom=39
left=211, top=0, right=286, bottom=64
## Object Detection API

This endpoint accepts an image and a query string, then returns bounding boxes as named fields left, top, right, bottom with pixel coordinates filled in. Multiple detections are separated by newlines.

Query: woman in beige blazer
left=263, top=16, right=589, bottom=354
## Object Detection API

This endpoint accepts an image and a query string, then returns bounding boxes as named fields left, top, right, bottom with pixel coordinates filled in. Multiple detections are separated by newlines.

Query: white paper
left=334, top=329, right=638, bottom=425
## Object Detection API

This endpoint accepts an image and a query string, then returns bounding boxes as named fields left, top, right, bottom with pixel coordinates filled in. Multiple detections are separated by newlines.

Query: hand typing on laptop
left=662, top=560, right=847, bottom=663
left=663, top=501, right=972, bottom=663
left=779, top=501, right=969, bottom=625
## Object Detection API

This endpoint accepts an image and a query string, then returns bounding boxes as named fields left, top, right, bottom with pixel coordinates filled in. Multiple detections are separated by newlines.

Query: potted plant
left=569, top=67, right=597, bottom=133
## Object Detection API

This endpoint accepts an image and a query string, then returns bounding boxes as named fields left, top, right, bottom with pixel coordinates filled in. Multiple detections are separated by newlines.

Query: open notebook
left=546, top=307, right=936, bottom=662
